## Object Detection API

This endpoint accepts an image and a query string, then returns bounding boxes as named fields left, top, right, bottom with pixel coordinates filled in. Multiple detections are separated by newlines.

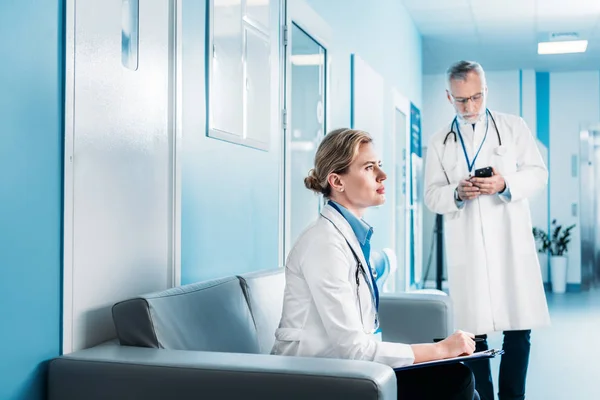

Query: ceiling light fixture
left=538, top=40, right=588, bottom=55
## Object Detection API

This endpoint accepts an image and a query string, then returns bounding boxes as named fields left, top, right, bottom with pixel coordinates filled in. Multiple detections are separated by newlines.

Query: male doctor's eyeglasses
left=451, top=92, right=484, bottom=106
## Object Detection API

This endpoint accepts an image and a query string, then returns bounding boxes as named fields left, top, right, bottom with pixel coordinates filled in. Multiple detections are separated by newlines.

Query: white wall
left=485, top=70, right=521, bottom=116
left=422, top=74, right=453, bottom=146
left=549, top=71, right=600, bottom=285
left=531, top=142, right=549, bottom=283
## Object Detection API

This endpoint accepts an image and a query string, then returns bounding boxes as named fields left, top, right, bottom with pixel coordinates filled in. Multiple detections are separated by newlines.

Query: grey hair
left=446, top=60, right=486, bottom=89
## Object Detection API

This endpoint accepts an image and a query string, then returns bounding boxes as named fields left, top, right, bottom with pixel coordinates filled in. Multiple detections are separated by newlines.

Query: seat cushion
left=112, top=276, right=260, bottom=354
left=238, top=269, right=285, bottom=354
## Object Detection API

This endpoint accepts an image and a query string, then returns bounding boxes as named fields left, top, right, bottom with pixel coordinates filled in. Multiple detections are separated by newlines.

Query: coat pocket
left=493, top=147, right=518, bottom=175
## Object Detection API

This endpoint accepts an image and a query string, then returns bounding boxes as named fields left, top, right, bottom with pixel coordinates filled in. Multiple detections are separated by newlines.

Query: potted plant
left=533, top=220, right=576, bottom=294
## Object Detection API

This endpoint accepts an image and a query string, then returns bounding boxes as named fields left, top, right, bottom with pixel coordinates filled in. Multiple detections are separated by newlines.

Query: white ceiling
left=402, top=0, right=600, bottom=74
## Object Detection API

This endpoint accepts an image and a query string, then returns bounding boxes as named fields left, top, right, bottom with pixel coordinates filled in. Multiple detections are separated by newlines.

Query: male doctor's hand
left=457, top=179, right=480, bottom=201
left=470, top=167, right=506, bottom=195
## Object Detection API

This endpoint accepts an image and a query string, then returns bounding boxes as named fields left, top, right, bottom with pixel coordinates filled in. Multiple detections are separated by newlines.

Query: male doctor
left=423, top=60, right=550, bottom=400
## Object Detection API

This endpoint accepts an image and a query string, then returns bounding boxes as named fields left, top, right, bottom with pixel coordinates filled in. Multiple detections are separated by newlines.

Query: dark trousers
left=466, top=330, right=531, bottom=400
left=396, top=363, right=478, bottom=400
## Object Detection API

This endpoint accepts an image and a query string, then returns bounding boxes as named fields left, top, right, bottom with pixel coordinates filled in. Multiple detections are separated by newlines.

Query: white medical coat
left=271, top=204, right=416, bottom=368
left=424, top=110, right=551, bottom=335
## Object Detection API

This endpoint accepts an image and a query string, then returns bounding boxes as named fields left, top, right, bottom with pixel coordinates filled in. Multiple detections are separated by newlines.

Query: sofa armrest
left=378, top=293, right=453, bottom=344
left=48, top=344, right=397, bottom=400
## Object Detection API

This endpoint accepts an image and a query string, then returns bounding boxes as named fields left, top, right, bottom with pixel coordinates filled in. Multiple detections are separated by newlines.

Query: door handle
left=121, top=0, right=140, bottom=70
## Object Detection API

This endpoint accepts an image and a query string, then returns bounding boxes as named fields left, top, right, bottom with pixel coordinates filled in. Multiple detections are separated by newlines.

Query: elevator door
left=580, top=128, right=600, bottom=289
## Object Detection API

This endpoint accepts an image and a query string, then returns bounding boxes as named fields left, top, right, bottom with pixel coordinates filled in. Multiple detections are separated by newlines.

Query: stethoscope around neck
left=347, top=240, right=379, bottom=333
left=321, top=212, right=379, bottom=334
left=443, top=108, right=502, bottom=146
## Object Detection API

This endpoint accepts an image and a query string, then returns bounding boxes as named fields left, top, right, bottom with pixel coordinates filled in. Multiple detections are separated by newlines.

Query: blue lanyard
left=362, top=241, right=379, bottom=311
left=455, top=112, right=489, bottom=173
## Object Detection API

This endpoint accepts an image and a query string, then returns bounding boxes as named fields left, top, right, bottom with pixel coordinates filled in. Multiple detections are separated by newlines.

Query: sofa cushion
left=112, top=276, right=260, bottom=354
left=238, top=269, right=285, bottom=354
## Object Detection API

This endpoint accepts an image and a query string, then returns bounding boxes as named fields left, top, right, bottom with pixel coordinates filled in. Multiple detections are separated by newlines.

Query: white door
left=393, top=108, right=407, bottom=291
left=63, top=0, right=176, bottom=353
left=392, top=91, right=411, bottom=291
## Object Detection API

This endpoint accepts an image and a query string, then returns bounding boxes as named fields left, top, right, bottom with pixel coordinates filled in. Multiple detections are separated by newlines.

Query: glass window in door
left=285, top=23, right=326, bottom=255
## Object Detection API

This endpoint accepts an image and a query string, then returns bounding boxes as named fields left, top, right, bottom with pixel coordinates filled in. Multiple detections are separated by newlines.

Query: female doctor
left=424, top=61, right=550, bottom=400
left=272, top=128, right=479, bottom=400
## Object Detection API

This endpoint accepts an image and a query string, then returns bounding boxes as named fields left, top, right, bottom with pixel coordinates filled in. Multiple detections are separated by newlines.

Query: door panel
left=67, top=0, right=173, bottom=352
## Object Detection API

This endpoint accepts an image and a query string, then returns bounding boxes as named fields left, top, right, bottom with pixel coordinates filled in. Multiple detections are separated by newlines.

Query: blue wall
left=536, top=71, right=551, bottom=232
left=536, top=72, right=550, bottom=148
left=0, top=1, right=63, bottom=398
left=536, top=72, right=551, bottom=284
left=180, top=0, right=281, bottom=284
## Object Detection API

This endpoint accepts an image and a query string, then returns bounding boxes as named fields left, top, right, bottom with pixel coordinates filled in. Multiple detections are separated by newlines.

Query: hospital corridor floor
left=485, top=287, right=600, bottom=399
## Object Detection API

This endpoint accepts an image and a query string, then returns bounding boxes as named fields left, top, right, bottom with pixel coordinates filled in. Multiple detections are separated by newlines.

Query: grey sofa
left=48, top=268, right=453, bottom=399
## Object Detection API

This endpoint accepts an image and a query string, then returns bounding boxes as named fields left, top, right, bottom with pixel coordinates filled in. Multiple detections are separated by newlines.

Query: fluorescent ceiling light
left=291, top=54, right=324, bottom=66
left=538, top=40, right=588, bottom=55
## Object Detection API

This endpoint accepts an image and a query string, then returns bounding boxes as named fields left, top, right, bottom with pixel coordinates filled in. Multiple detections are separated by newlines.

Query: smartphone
left=474, top=166, right=493, bottom=178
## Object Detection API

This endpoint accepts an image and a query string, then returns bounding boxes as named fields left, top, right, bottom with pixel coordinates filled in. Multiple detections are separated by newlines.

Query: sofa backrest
left=238, top=268, right=285, bottom=354
left=112, top=276, right=260, bottom=354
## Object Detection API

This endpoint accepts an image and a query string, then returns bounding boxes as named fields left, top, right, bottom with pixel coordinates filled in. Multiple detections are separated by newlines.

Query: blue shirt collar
left=328, top=200, right=373, bottom=246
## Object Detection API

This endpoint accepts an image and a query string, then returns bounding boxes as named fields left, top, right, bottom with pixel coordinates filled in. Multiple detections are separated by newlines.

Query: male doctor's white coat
left=424, top=110, right=551, bottom=335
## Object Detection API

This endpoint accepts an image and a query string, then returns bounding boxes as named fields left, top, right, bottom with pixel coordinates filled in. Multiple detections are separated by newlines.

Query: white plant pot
left=550, top=256, right=568, bottom=294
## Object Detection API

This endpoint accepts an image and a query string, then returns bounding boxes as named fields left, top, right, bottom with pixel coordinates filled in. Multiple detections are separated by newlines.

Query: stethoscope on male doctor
left=444, top=108, right=501, bottom=146
left=443, top=108, right=504, bottom=176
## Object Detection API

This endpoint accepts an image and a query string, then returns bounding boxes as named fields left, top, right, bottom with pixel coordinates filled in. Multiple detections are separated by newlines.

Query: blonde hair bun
left=304, top=169, right=322, bottom=193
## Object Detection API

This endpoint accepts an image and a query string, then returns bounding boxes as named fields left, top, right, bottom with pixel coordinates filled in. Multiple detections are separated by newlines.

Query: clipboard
left=394, top=349, right=504, bottom=371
